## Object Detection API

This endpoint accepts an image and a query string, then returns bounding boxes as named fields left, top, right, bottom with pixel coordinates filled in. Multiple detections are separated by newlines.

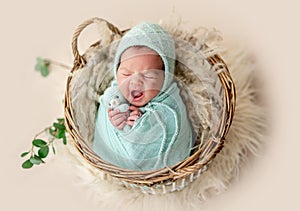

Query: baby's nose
left=130, top=73, right=143, bottom=86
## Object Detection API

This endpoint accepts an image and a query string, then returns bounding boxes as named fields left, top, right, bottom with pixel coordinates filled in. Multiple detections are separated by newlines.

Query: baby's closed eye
left=122, top=73, right=131, bottom=77
left=144, top=75, right=156, bottom=79
left=144, top=71, right=159, bottom=79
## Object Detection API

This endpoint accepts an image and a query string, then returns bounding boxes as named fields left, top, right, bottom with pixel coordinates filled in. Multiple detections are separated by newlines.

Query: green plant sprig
left=21, top=118, right=67, bottom=169
left=23, top=57, right=70, bottom=169
left=35, top=57, right=71, bottom=77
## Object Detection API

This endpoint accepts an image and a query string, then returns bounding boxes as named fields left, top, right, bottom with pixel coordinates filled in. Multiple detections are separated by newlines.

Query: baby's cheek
left=120, top=88, right=128, bottom=99
left=148, top=81, right=163, bottom=91
left=117, top=78, right=127, bottom=89
left=119, top=85, right=131, bottom=101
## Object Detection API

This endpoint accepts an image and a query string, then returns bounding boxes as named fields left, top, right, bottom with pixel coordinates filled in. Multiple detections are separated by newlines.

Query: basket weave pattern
left=64, top=17, right=236, bottom=193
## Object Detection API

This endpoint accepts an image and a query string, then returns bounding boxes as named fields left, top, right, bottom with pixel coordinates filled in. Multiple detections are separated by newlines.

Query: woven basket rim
left=64, top=17, right=236, bottom=187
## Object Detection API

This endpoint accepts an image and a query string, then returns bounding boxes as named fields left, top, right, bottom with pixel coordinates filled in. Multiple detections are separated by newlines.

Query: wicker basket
left=64, top=17, right=236, bottom=194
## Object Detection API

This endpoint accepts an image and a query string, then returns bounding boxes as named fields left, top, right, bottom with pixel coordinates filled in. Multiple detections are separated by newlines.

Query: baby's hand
left=108, top=108, right=128, bottom=130
left=126, top=106, right=142, bottom=127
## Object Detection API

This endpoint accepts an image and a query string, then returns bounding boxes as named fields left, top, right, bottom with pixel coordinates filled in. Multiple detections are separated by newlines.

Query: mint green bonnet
left=113, top=22, right=176, bottom=92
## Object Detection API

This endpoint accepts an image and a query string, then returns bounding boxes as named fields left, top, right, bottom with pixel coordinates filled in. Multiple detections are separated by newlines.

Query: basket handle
left=71, top=17, right=122, bottom=72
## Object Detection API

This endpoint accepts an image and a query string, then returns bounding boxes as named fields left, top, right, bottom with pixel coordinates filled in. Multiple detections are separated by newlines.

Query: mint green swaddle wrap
left=93, top=22, right=193, bottom=171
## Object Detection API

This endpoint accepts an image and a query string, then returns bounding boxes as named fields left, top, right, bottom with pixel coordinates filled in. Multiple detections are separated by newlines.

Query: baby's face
left=117, top=47, right=164, bottom=107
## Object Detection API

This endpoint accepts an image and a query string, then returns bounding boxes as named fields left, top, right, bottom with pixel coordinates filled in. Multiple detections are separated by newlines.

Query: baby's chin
left=127, top=96, right=148, bottom=107
left=128, top=99, right=148, bottom=107
left=130, top=102, right=144, bottom=107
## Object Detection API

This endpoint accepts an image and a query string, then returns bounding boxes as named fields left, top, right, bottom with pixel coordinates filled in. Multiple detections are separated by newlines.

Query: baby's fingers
left=126, top=120, right=135, bottom=127
left=108, top=109, right=120, bottom=119
left=111, top=112, right=127, bottom=121
left=130, top=110, right=141, bottom=117
left=113, top=114, right=127, bottom=124
left=127, top=114, right=140, bottom=122
left=108, top=109, right=127, bottom=129
left=116, top=121, right=126, bottom=130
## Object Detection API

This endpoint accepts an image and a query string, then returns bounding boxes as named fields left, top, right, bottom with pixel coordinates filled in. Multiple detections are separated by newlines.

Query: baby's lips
left=131, top=90, right=143, bottom=98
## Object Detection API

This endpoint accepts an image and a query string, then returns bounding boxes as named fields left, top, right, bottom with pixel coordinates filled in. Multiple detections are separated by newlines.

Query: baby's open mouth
left=131, top=90, right=144, bottom=100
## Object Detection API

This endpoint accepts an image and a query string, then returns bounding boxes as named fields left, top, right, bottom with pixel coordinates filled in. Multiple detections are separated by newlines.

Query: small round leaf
left=62, top=135, right=67, bottom=145
left=57, top=130, right=64, bottom=139
left=32, top=139, right=47, bottom=148
left=57, top=118, right=64, bottom=123
left=38, top=146, right=49, bottom=158
left=40, top=65, right=49, bottom=77
left=35, top=63, right=41, bottom=71
left=21, top=151, right=30, bottom=157
left=30, top=156, right=44, bottom=165
left=22, top=160, right=33, bottom=169
left=53, top=123, right=65, bottom=130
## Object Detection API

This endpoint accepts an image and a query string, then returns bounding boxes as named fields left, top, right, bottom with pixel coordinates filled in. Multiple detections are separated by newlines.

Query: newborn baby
left=93, top=22, right=193, bottom=171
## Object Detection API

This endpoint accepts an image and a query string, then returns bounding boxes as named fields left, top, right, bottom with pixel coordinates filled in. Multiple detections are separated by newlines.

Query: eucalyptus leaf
left=35, top=63, right=41, bottom=71
left=22, top=159, right=33, bottom=169
left=40, top=65, right=49, bottom=77
left=38, top=146, right=49, bottom=158
left=30, top=156, right=44, bottom=165
left=57, top=118, right=64, bottom=124
left=53, top=122, right=65, bottom=130
left=21, top=151, right=30, bottom=157
left=62, top=135, right=67, bottom=145
left=56, top=130, right=64, bottom=139
left=32, top=139, right=47, bottom=147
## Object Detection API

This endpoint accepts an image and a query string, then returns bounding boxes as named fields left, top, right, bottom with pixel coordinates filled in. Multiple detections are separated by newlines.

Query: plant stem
left=47, top=59, right=72, bottom=70
left=34, top=127, right=51, bottom=140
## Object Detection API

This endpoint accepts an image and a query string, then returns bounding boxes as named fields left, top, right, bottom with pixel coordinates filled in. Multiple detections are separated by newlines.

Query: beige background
left=1, top=0, right=299, bottom=210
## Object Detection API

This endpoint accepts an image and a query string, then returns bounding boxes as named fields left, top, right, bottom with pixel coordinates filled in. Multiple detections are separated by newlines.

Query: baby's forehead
left=120, top=46, right=161, bottom=62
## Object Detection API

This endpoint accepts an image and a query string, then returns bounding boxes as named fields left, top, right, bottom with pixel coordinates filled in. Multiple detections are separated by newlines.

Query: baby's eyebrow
left=143, top=69, right=162, bottom=74
left=118, top=67, right=130, bottom=72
